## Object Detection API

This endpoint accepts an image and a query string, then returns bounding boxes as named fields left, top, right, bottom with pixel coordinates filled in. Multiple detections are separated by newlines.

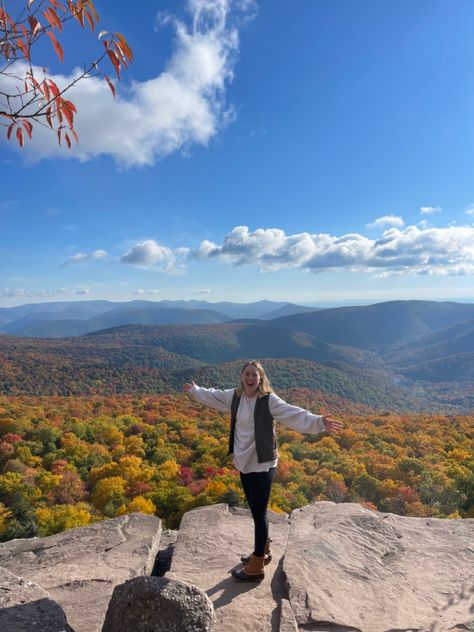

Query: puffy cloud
left=121, top=240, right=175, bottom=270
left=76, top=288, right=92, bottom=295
left=63, top=249, right=108, bottom=266
left=366, top=215, right=405, bottom=229
left=1, top=0, right=250, bottom=167
left=191, top=224, right=474, bottom=276
left=420, top=206, right=441, bottom=215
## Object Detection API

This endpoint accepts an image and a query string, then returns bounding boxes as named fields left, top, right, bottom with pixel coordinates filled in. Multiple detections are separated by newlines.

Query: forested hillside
left=1, top=316, right=473, bottom=411
left=0, top=334, right=455, bottom=411
left=0, top=394, right=472, bottom=542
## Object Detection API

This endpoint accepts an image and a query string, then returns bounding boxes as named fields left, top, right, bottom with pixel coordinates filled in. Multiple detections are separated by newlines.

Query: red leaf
left=22, top=121, right=33, bottom=139
left=63, top=99, right=77, bottom=113
left=46, top=106, right=54, bottom=128
left=16, top=38, right=30, bottom=61
left=42, top=80, right=51, bottom=101
left=112, top=41, right=127, bottom=67
left=116, top=32, right=133, bottom=62
left=28, top=16, right=42, bottom=37
left=73, top=4, right=85, bottom=29
left=64, top=132, right=72, bottom=148
left=43, top=7, right=62, bottom=31
left=47, top=31, right=64, bottom=62
left=49, top=0, right=66, bottom=10
left=86, top=0, right=99, bottom=22
left=84, top=9, right=95, bottom=31
left=107, top=49, right=121, bottom=80
left=16, top=127, right=24, bottom=147
left=60, top=99, right=74, bottom=127
left=104, top=75, right=116, bottom=98
left=6, top=123, right=14, bottom=141
left=48, top=79, right=60, bottom=98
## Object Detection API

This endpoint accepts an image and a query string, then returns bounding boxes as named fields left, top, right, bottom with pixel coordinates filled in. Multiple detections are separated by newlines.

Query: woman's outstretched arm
left=182, top=382, right=234, bottom=412
left=269, top=393, right=343, bottom=435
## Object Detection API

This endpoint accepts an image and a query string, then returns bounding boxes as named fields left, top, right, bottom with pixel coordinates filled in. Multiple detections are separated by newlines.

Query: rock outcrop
left=0, top=513, right=161, bottom=632
left=283, top=502, right=474, bottom=632
left=102, top=576, right=214, bottom=632
left=0, top=566, right=73, bottom=632
left=0, top=502, right=473, bottom=632
left=166, top=504, right=290, bottom=632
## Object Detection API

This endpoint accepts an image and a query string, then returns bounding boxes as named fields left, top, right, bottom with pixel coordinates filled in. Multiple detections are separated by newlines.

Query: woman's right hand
left=182, top=382, right=195, bottom=393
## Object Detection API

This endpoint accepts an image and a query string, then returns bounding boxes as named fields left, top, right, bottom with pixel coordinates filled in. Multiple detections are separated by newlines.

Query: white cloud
left=465, top=205, right=474, bottom=217
left=191, top=224, right=474, bottom=276
left=133, top=288, right=161, bottom=295
left=76, top=288, right=91, bottom=295
left=1, top=0, right=250, bottom=167
left=0, top=288, right=69, bottom=298
left=366, top=215, right=405, bottom=229
left=420, top=206, right=441, bottom=215
left=121, top=240, right=175, bottom=270
left=63, top=249, right=108, bottom=266
left=200, top=288, right=212, bottom=293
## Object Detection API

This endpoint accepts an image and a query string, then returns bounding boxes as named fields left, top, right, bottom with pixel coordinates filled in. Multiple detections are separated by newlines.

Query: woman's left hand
left=323, top=416, right=344, bottom=433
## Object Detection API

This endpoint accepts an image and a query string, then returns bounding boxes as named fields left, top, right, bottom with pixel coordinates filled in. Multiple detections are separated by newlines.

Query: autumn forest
left=1, top=390, right=472, bottom=541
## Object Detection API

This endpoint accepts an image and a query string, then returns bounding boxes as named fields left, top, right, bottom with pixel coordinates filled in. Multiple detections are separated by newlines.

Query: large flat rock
left=166, top=503, right=290, bottom=632
left=0, top=513, right=161, bottom=632
left=0, top=566, right=73, bottom=632
left=284, top=502, right=474, bottom=632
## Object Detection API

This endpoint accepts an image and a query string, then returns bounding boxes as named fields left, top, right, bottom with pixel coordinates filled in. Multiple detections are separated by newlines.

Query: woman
left=182, top=360, right=343, bottom=582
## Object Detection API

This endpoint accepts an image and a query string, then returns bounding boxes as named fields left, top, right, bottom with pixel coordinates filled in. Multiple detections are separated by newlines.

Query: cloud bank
left=1, top=0, right=249, bottom=166
left=189, top=224, right=474, bottom=276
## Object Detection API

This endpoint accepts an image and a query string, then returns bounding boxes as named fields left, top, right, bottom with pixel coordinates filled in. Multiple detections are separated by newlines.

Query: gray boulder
left=0, top=566, right=73, bottom=632
left=0, top=513, right=161, bottom=632
left=101, top=575, right=214, bottom=632
left=284, top=502, right=474, bottom=632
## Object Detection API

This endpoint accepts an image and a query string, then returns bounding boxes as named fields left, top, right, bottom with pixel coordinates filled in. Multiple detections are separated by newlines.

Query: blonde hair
left=236, top=360, right=273, bottom=397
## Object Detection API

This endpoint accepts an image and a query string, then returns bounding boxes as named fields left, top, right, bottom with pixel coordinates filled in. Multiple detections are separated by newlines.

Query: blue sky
left=1, top=0, right=474, bottom=307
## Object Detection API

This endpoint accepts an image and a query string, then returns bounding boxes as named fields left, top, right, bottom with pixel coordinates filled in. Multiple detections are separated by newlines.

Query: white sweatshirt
left=189, top=385, right=326, bottom=474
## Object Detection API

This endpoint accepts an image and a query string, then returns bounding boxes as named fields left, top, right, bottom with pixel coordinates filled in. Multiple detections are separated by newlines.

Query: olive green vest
left=228, top=391, right=279, bottom=463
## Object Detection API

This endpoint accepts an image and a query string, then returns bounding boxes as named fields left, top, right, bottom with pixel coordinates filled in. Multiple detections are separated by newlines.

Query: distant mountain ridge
left=1, top=299, right=473, bottom=412
left=0, top=299, right=316, bottom=337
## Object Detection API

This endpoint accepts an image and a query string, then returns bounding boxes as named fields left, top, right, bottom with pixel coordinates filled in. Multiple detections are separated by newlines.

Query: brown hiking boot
left=232, top=553, right=265, bottom=582
left=240, top=538, right=272, bottom=565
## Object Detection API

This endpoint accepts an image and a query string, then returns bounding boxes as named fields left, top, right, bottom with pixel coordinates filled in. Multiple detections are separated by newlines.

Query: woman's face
left=241, top=364, right=261, bottom=394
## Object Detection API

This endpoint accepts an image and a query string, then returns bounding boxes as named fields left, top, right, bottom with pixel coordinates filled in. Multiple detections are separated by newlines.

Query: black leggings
left=239, top=467, right=277, bottom=557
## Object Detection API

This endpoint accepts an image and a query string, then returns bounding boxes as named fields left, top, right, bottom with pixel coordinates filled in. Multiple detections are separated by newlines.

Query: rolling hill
left=1, top=299, right=473, bottom=412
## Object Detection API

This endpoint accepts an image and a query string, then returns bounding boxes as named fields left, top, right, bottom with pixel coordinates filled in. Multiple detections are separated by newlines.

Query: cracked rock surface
left=284, top=502, right=474, bottom=632
left=0, top=566, right=73, bottom=632
left=0, top=513, right=161, bottom=632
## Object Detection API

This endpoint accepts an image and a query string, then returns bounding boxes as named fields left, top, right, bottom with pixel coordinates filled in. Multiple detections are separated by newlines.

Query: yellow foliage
left=35, top=503, right=92, bottom=536
left=90, top=476, right=126, bottom=511
left=0, top=502, right=12, bottom=536
left=156, top=459, right=179, bottom=481
left=447, top=448, right=471, bottom=462
left=117, top=496, right=156, bottom=516
left=204, top=480, right=226, bottom=499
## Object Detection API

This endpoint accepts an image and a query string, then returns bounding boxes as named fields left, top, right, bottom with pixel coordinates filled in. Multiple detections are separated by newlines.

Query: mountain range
left=0, top=299, right=317, bottom=337
left=0, top=299, right=473, bottom=412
